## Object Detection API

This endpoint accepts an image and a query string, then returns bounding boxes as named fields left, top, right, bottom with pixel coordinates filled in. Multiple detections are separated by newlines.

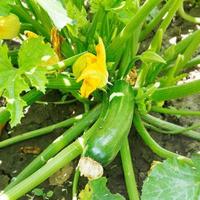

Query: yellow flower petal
left=0, top=14, right=20, bottom=39
left=96, top=37, right=106, bottom=65
left=72, top=53, right=97, bottom=78
left=24, top=31, right=39, bottom=39
left=72, top=37, right=108, bottom=98
left=80, top=79, right=97, bottom=98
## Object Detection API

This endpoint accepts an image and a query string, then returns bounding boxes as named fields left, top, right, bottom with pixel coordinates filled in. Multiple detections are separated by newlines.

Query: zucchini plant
left=0, top=0, right=200, bottom=199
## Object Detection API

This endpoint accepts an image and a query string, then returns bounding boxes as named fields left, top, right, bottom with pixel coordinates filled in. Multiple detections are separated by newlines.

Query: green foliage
left=37, top=0, right=73, bottom=30
left=1, top=0, right=200, bottom=199
left=79, top=177, right=125, bottom=200
left=89, top=0, right=122, bottom=13
left=0, top=38, right=56, bottom=127
left=0, top=2, right=11, bottom=16
left=110, top=1, right=138, bottom=24
left=65, top=0, right=88, bottom=37
left=140, top=51, right=166, bottom=64
left=141, top=155, right=200, bottom=200
left=32, top=188, right=54, bottom=199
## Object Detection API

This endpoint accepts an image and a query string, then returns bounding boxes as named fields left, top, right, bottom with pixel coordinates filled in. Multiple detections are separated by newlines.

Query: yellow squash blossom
left=0, top=14, right=20, bottom=39
left=73, top=38, right=108, bottom=98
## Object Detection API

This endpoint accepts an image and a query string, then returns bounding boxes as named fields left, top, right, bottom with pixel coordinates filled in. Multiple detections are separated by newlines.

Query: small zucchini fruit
left=84, top=80, right=134, bottom=166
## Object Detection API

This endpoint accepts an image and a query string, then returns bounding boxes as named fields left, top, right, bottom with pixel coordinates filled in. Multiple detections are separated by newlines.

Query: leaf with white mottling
left=141, top=156, right=200, bottom=200
left=0, top=38, right=57, bottom=127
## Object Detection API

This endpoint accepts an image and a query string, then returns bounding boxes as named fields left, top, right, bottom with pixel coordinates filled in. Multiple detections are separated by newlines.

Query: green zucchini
left=84, top=80, right=134, bottom=166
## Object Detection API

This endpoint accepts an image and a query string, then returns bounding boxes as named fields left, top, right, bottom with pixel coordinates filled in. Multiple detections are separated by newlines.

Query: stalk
left=0, top=105, right=103, bottom=199
left=0, top=113, right=84, bottom=148
left=25, top=0, right=52, bottom=32
left=121, top=0, right=161, bottom=40
left=152, top=79, right=200, bottom=101
left=133, top=112, right=192, bottom=164
left=120, top=137, right=140, bottom=200
left=150, top=0, right=182, bottom=52
left=145, top=121, right=200, bottom=135
left=140, top=0, right=174, bottom=41
left=107, top=0, right=161, bottom=61
left=178, top=1, right=200, bottom=24
left=148, top=30, right=200, bottom=83
left=164, top=29, right=200, bottom=61
left=141, top=114, right=200, bottom=140
left=72, top=169, right=80, bottom=200
left=4, top=105, right=101, bottom=191
left=11, top=5, right=50, bottom=39
left=183, top=55, right=200, bottom=69
left=47, top=74, right=80, bottom=91
left=136, top=0, right=182, bottom=86
left=151, top=106, right=200, bottom=116
left=46, top=52, right=86, bottom=71
left=176, top=34, right=200, bottom=73
left=0, top=140, right=83, bottom=200
left=163, top=55, right=200, bottom=73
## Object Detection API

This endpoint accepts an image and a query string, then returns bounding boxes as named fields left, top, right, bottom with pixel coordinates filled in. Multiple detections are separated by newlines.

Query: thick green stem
left=141, top=114, right=200, bottom=140
left=0, top=105, right=103, bottom=199
left=151, top=106, right=200, bottom=116
left=145, top=121, right=200, bottom=135
left=0, top=140, right=83, bottom=200
left=4, top=105, right=101, bottom=191
left=72, top=169, right=80, bottom=199
left=184, top=55, right=200, bottom=69
left=46, top=52, right=85, bottom=71
left=120, top=137, right=140, bottom=200
left=122, top=0, right=161, bottom=40
left=107, top=0, right=161, bottom=61
left=164, top=29, right=200, bottom=61
left=133, top=112, right=192, bottom=164
left=148, top=29, right=200, bottom=83
left=178, top=1, right=200, bottom=23
left=140, top=0, right=174, bottom=41
left=11, top=5, right=50, bottom=39
left=0, top=114, right=84, bottom=148
left=25, top=0, right=52, bottom=32
left=152, top=79, right=200, bottom=101
left=150, top=0, right=182, bottom=52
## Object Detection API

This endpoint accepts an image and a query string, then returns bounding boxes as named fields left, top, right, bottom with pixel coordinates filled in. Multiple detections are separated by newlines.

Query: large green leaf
left=18, top=37, right=56, bottom=92
left=37, top=0, right=73, bottom=30
left=79, top=177, right=125, bottom=200
left=141, top=156, right=200, bottom=200
left=0, top=38, right=56, bottom=127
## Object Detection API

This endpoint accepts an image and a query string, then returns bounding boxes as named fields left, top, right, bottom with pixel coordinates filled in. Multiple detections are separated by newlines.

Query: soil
left=0, top=3, right=200, bottom=200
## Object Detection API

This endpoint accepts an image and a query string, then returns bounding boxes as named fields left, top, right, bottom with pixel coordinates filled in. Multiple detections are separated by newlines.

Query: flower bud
left=0, top=14, right=20, bottom=39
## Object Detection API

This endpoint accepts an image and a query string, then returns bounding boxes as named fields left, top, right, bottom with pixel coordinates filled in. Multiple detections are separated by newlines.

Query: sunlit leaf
left=140, top=51, right=166, bottom=64
left=79, top=177, right=125, bottom=200
left=0, top=38, right=57, bottom=127
left=37, top=0, right=73, bottom=30
left=142, top=156, right=200, bottom=200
